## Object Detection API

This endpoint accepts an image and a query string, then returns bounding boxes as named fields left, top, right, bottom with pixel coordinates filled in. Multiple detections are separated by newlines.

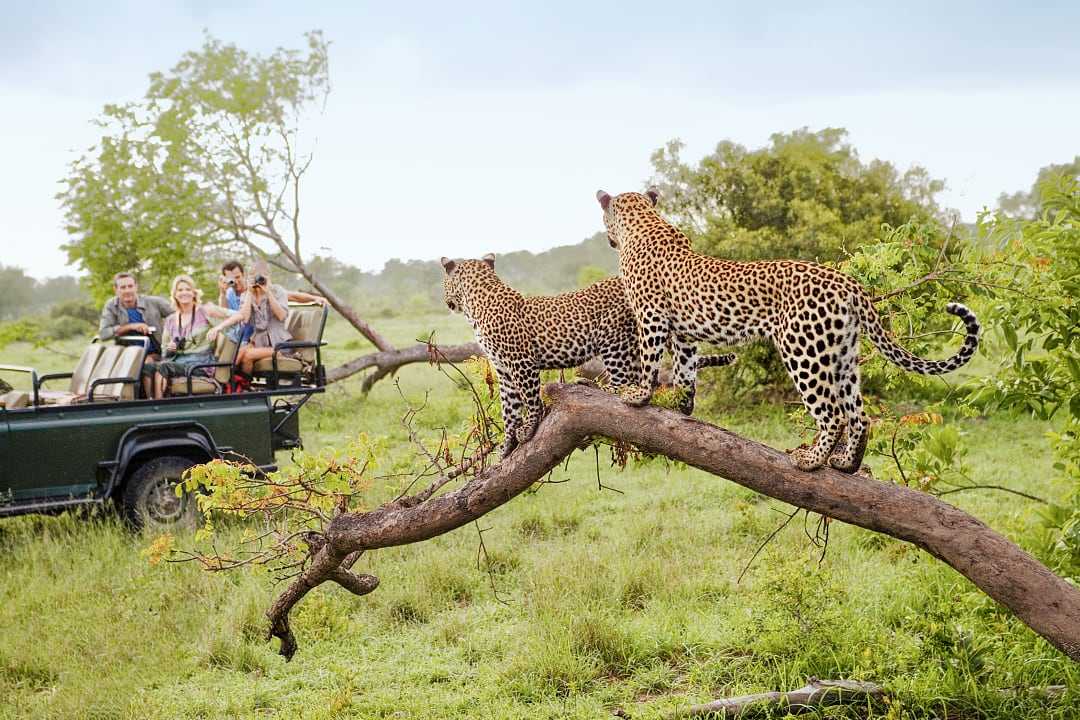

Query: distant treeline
left=0, top=267, right=85, bottom=321
left=3, top=232, right=617, bottom=323
left=302, top=232, right=618, bottom=316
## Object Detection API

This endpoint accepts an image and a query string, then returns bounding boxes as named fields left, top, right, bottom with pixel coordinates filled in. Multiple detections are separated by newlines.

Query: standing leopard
left=595, top=188, right=980, bottom=473
left=441, top=254, right=735, bottom=457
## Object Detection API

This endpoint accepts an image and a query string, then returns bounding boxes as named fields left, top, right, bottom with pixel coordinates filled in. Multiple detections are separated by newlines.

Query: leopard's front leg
left=492, top=362, right=524, bottom=458
left=513, top=365, right=544, bottom=447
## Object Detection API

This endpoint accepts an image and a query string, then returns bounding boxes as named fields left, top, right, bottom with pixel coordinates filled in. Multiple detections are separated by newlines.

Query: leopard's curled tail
left=856, top=294, right=980, bottom=375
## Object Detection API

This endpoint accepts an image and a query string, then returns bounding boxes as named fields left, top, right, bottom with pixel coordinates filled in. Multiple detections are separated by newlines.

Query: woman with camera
left=151, top=275, right=229, bottom=399
left=208, top=262, right=292, bottom=380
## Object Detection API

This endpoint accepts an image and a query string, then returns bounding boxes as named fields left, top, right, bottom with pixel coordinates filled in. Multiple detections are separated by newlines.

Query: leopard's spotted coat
left=596, top=189, right=980, bottom=472
left=441, top=254, right=734, bottom=456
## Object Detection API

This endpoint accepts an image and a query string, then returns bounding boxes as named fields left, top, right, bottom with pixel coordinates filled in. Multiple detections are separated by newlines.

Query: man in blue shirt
left=98, top=272, right=171, bottom=356
left=217, top=261, right=327, bottom=344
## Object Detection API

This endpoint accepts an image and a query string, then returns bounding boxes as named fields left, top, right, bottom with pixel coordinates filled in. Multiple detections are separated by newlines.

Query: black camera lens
left=226, top=278, right=236, bottom=286
left=174, top=336, right=187, bottom=351
left=254, top=275, right=267, bottom=286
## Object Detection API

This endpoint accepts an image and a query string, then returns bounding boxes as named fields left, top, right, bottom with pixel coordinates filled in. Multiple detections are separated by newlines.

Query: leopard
left=441, top=254, right=735, bottom=457
left=595, top=188, right=980, bottom=473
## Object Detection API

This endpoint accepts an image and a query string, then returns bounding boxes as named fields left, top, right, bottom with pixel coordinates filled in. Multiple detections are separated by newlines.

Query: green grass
left=1, top=316, right=1078, bottom=718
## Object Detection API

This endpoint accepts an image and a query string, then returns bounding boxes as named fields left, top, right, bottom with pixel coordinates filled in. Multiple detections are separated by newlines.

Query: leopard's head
left=441, top=253, right=497, bottom=314
left=596, top=187, right=660, bottom=250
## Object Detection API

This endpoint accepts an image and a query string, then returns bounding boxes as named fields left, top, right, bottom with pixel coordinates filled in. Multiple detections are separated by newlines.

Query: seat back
left=103, top=345, right=146, bottom=400
left=285, top=305, right=327, bottom=364
left=83, top=345, right=124, bottom=400
left=212, top=332, right=239, bottom=384
left=69, top=344, right=106, bottom=395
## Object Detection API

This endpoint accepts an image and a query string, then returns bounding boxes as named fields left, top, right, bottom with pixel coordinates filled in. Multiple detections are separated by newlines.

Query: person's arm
left=206, top=292, right=252, bottom=343
left=98, top=301, right=118, bottom=340
left=286, top=290, right=326, bottom=306
left=267, top=286, right=288, bottom=321
left=99, top=301, right=148, bottom=339
left=161, top=314, right=178, bottom=357
left=201, top=303, right=230, bottom=320
left=217, top=276, right=229, bottom=307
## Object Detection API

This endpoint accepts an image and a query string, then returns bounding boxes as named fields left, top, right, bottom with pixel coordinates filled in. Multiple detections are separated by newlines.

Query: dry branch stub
left=265, top=383, right=1080, bottom=663
left=667, top=678, right=885, bottom=718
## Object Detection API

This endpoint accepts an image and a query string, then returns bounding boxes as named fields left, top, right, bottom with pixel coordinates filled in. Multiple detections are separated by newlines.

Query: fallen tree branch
left=325, top=341, right=484, bottom=386
left=265, top=383, right=1080, bottom=662
left=668, top=677, right=885, bottom=718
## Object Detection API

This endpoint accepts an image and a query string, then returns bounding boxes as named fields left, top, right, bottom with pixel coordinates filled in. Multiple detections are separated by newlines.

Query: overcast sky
left=2, top=1, right=1078, bottom=280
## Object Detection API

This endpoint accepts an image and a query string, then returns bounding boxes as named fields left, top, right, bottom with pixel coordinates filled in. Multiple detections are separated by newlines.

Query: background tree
left=57, top=31, right=481, bottom=385
left=649, top=127, right=945, bottom=262
left=997, top=156, right=1080, bottom=219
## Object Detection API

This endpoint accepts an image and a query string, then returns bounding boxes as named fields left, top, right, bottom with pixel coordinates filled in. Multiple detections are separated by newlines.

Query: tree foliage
left=650, top=127, right=945, bottom=262
left=58, top=31, right=330, bottom=301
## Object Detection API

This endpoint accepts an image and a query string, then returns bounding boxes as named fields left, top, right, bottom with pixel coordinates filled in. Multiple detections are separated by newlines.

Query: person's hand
left=132, top=322, right=151, bottom=335
left=313, top=295, right=327, bottom=306
left=207, top=326, right=220, bottom=344
left=217, top=275, right=229, bottom=293
left=165, top=340, right=178, bottom=354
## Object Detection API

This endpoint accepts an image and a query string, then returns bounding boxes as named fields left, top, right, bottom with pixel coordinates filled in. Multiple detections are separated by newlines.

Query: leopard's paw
left=618, top=384, right=653, bottom=407
left=790, top=446, right=825, bottom=471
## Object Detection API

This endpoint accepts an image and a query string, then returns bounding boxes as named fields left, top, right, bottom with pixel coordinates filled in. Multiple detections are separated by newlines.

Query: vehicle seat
left=168, top=332, right=239, bottom=396
left=95, top=345, right=146, bottom=401
left=0, top=391, right=29, bottom=410
left=42, top=345, right=123, bottom=405
left=37, top=344, right=106, bottom=404
left=252, top=305, right=325, bottom=381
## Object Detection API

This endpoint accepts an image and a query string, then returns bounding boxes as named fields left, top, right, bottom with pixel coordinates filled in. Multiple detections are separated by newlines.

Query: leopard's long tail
left=696, top=353, right=737, bottom=369
left=856, top=294, right=980, bottom=375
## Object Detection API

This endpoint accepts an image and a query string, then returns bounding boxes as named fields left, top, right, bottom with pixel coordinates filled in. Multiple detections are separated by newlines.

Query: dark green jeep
left=0, top=304, right=328, bottom=531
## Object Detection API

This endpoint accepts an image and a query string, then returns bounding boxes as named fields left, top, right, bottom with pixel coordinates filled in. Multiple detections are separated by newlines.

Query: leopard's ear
left=596, top=190, right=612, bottom=211
left=481, top=253, right=496, bottom=269
left=645, top=187, right=660, bottom=206
left=440, top=257, right=457, bottom=274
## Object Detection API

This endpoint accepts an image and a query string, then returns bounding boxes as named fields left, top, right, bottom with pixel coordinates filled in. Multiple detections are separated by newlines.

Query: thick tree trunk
left=267, top=383, right=1080, bottom=662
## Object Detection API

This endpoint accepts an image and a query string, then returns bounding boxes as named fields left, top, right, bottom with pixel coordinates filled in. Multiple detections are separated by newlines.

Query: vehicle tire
left=122, top=455, right=201, bottom=532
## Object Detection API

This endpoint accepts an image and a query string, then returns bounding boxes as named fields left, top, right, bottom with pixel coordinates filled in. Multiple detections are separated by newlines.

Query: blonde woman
left=152, top=275, right=229, bottom=399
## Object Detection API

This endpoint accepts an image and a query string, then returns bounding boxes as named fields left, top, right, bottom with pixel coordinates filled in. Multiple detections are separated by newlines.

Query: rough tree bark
left=266, top=383, right=1080, bottom=663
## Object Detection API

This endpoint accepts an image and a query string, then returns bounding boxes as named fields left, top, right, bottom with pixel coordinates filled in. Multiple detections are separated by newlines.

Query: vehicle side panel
left=3, top=396, right=275, bottom=501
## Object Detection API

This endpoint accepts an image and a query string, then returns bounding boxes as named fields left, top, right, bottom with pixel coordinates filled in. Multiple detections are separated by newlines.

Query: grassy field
left=1, top=313, right=1078, bottom=719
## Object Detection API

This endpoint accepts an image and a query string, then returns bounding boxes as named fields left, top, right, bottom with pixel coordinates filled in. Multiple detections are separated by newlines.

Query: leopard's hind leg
left=776, top=329, right=845, bottom=472
left=669, top=334, right=699, bottom=416
left=829, top=315, right=869, bottom=473
left=600, top=332, right=641, bottom=393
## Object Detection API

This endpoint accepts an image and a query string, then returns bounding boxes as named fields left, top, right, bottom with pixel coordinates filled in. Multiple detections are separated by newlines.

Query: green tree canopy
left=649, top=127, right=945, bottom=262
left=57, top=31, right=330, bottom=303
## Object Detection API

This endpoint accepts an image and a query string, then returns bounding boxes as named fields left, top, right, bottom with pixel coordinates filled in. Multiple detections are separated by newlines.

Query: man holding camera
left=210, top=262, right=299, bottom=378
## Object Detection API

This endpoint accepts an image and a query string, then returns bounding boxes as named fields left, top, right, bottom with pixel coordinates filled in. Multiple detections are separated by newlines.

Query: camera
left=173, top=336, right=187, bottom=352
left=254, top=275, right=267, bottom=287
left=225, top=278, right=237, bottom=287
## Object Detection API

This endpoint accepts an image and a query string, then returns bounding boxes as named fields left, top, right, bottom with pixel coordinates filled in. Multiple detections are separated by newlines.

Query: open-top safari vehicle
left=0, top=304, right=328, bottom=531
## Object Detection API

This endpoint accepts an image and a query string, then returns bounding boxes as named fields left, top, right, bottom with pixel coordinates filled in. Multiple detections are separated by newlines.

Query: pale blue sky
left=2, top=1, right=1078, bottom=278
